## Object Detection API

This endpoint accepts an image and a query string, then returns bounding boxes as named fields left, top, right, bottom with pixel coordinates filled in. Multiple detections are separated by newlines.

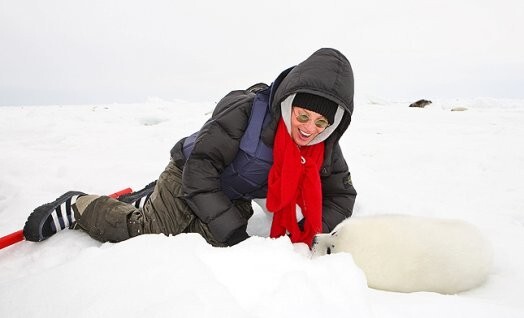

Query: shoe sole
left=23, top=191, right=86, bottom=242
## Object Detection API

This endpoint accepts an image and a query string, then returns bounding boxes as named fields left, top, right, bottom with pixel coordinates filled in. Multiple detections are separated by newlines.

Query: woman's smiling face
left=290, top=106, right=329, bottom=146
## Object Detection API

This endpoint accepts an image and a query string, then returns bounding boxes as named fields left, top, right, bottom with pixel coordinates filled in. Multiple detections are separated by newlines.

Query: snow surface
left=1, top=98, right=523, bottom=317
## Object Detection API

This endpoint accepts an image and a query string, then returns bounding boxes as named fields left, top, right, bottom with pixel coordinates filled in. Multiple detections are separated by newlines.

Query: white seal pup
left=311, top=215, right=492, bottom=294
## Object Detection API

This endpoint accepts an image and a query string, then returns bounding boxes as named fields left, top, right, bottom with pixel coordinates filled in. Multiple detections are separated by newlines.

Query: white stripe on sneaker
left=61, top=203, right=69, bottom=228
left=50, top=210, right=61, bottom=233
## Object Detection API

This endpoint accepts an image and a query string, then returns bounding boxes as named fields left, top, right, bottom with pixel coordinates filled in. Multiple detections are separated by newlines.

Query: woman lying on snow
left=24, top=48, right=357, bottom=247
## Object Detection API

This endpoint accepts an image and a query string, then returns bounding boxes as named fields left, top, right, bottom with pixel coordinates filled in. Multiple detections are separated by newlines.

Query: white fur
left=312, top=215, right=492, bottom=294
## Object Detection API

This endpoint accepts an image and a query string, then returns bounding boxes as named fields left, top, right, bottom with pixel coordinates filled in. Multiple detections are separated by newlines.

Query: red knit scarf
left=267, top=119, right=325, bottom=246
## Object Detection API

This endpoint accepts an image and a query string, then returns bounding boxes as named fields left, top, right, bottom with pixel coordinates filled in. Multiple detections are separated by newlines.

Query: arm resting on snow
left=182, top=91, right=254, bottom=243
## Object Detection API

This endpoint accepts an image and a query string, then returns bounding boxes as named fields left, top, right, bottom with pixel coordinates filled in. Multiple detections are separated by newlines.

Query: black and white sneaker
left=23, top=191, right=86, bottom=242
left=118, top=180, right=157, bottom=209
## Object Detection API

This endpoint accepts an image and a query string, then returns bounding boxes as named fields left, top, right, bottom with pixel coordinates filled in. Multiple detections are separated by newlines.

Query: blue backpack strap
left=182, top=131, right=199, bottom=160
left=182, top=86, right=271, bottom=161
left=239, top=88, right=271, bottom=155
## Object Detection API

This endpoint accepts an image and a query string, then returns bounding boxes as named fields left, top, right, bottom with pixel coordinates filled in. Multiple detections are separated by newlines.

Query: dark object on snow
left=409, top=99, right=432, bottom=108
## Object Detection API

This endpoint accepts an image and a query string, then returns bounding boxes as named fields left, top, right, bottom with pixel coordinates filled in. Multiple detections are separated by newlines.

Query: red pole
left=109, top=187, right=133, bottom=199
left=0, top=230, right=24, bottom=250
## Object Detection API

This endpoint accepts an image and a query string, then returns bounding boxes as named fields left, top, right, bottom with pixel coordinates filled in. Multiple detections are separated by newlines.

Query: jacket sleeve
left=181, top=90, right=254, bottom=243
left=320, top=143, right=357, bottom=232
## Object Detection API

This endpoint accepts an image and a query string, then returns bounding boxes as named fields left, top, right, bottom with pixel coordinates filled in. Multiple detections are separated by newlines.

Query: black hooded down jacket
left=171, top=48, right=357, bottom=243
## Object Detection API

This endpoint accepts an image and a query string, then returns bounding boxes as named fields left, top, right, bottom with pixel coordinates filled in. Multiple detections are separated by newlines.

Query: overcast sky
left=1, top=0, right=523, bottom=106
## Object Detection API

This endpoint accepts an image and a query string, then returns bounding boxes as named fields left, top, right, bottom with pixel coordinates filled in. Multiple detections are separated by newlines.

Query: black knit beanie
left=292, top=92, right=338, bottom=124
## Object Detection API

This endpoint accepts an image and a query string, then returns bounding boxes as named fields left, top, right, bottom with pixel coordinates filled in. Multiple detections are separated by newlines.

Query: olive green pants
left=73, top=160, right=253, bottom=247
